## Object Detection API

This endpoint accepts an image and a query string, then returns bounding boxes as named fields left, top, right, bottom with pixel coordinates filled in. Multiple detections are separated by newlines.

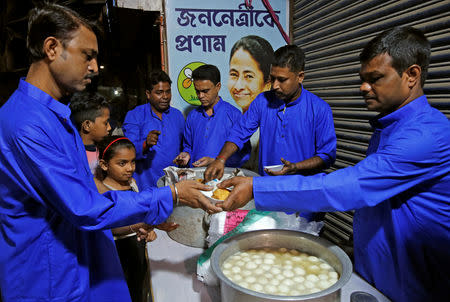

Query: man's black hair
left=192, top=64, right=221, bottom=85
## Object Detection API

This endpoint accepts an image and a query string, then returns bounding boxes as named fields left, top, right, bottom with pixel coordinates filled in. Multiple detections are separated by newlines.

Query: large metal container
left=157, top=167, right=259, bottom=248
left=211, top=230, right=353, bottom=302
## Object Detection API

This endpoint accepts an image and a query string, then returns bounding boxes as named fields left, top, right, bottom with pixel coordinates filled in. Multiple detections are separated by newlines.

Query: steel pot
left=211, top=229, right=353, bottom=302
left=157, top=167, right=259, bottom=248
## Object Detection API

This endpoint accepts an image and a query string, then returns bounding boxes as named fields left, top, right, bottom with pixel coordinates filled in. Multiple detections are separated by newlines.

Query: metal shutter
left=292, top=0, right=450, bottom=252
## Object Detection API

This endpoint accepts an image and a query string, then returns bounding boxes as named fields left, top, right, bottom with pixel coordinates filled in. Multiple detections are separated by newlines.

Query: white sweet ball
left=231, top=274, right=243, bottom=282
left=261, top=264, right=271, bottom=271
left=292, top=256, right=302, bottom=262
left=307, top=256, right=319, bottom=262
left=245, top=262, right=258, bottom=269
left=222, top=269, right=231, bottom=277
left=251, top=283, right=263, bottom=292
left=278, top=284, right=290, bottom=293
left=284, top=260, right=293, bottom=265
left=293, top=276, right=305, bottom=283
left=282, top=270, right=294, bottom=278
left=318, top=273, right=328, bottom=280
left=289, top=290, right=301, bottom=296
left=239, top=281, right=249, bottom=289
left=309, top=287, right=321, bottom=294
left=328, top=271, right=339, bottom=279
left=242, top=270, right=252, bottom=276
left=223, top=263, right=232, bottom=269
left=255, top=258, right=263, bottom=265
left=320, top=263, right=332, bottom=270
left=258, top=277, right=269, bottom=285
left=271, top=267, right=281, bottom=275
left=283, top=264, right=293, bottom=270
left=318, top=280, right=332, bottom=289
left=246, top=276, right=256, bottom=283
left=231, top=267, right=241, bottom=273
left=306, top=274, right=320, bottom=282
left=281, top=279, right=294, bottom=286
left=265, top=284, right=277, bottom=294
left=304, top=280, right=315, bottom=288
left=264, top=253, right=276, bottom=259
left=269, top=278, right=280, bottom=286
left=263, top=258, right=274, bottom=265
left=276, top=274, right=285, bottom=281
left=294, top=267, right=306, bottom=275
left=236, top=260, right=245, bottom=267
left=254, top=268, right=264, bottom=275
left=309, top=264, right=320, bottom=271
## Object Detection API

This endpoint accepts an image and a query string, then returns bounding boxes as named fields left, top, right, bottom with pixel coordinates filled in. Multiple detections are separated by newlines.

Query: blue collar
left=370, top=95, right=429, bottom=129
left=201, top=97, right=223, bottom=117
left=18, top=78, right=71, bottom=119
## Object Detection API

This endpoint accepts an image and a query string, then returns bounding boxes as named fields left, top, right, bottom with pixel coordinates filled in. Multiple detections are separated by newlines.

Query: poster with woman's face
left=165, top=0, right=289, bottom=114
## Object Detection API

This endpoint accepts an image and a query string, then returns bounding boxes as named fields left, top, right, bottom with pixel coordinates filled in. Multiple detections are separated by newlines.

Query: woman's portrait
left=227, top=35, right=274, bottom=112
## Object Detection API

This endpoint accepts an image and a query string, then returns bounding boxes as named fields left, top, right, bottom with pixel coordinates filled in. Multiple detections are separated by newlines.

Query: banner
left=165, top=0, right=289, bottom=114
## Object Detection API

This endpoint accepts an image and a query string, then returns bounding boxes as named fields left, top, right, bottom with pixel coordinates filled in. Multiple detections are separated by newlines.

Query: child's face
left=104, top=146, right=136, bottom=185
left=90, top=107, right=111, bottom=143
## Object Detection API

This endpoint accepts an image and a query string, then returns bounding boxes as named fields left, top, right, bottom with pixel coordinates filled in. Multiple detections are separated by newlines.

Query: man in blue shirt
left=216, top=27, right=450, bottom=302
left=205, top=45, right=336, bottom=180
left=173, top=64, right=250, bottom=168
left=123, top=70, right=185, bottom=189
left=0, top=4, right=220, bottom=302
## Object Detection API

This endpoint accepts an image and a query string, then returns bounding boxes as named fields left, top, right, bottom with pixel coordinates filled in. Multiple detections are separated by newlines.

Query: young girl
left=95, top=135, right=177, bottom=302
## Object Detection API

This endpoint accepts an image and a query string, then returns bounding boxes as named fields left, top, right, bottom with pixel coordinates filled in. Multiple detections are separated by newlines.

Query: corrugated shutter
left=292, top=0, right=450, bottom=252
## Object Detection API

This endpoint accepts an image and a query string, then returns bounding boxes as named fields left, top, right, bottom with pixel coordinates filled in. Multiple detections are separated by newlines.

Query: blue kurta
left=183, top=97, right=250, bottom=167
left=227, top=88, right=336, bottom=175
left=252, top=95, right=450, bottom=302
left=123, top=104, right=184, bottom=189
left=0, top=79, right=173, bottom=302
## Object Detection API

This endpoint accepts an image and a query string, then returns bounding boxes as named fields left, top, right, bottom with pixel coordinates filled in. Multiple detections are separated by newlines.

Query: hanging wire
left=245, top=0, right=290, bottom=44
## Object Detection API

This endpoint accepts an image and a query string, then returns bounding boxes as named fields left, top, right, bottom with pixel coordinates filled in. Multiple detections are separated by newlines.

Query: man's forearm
left=217, top=141, right=239, bottom=161
left=294, top=156, right=326, bottom=173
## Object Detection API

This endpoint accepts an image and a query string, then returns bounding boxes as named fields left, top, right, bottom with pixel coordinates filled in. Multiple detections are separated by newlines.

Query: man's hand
left=173, top=152, right=190, bottom=167
left=175, top=180, right=222, bottom=213
left=215, top=176, right=253, bottom=211
left=193, top=156, right=214, bottom=167
left=204, top=159, right=225, bottom=181
left=146, top=130, right=161, bottom=148
left=136, top=224, right=157, bottom=242
left=264, top=158, right=296, bottom=175
left=155, top=222, right=179, bottom=232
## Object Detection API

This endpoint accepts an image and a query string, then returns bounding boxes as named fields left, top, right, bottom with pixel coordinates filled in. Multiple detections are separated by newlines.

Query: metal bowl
left=211, top=230, right=353, bottom=302
left=157, top=167, right=259, bottom=248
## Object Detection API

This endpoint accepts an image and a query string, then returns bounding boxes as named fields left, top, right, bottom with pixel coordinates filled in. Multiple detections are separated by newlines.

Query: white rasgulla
left=306, top=274, right=319, bottom=282
left=328, top=272, right=338, bottom=279
left=265, top=285, right=277, bottom=294
left=245, top=262, right=257, bottom=269
left=278, top=284, right=290, bottom=293
left=320, top=263, right=332, bottom=270
left=309, top=264, right=320, bottom=271
left=223, top=263, right=232, bottom=269
left=263, top=258, right=274, bottom=265
left=307, top=256, right=319, bottom=262
left=269, top=278, right=280, bottom=286
left=246, top=276, right=256, bottom=283
left=294, top=267, right=306, bottom=275
left=255, top=259, right=263, bottom=265
left=242, top=270, right=252, bottom=276
left=261, top=264, right=271, bottom=271
left=304, top=280, right=315, bottom=288
left=282, top=270, right=294, bottom=278
left=293, top=276, right=305, bottom=283
left=231, top=267, right=241, bottom=273
left=251, top=283, right=263, bottom=292
left=258, top=277, right=269, bottom=285
left=281, top=279, right=294, bottom=286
